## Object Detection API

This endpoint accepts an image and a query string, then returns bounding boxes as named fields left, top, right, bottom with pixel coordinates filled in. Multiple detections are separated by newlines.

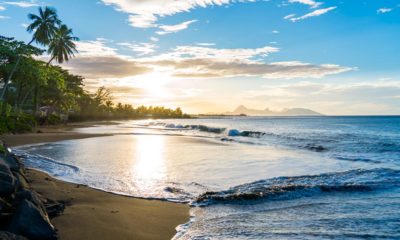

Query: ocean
left=13, top=116, right=400, bottom=239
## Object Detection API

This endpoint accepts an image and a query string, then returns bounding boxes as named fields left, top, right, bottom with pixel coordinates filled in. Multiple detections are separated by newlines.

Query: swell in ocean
left=142, top=118, right=400, bottom=165
left=12, top=147, right=400, bottom=204
left=192, top=168, right=400, bottom=206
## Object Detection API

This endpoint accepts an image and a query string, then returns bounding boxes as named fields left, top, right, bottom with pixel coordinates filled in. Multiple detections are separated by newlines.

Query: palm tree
left=47, top=24, right=79, bottom=65
left=1, top=6, right=60, bottom=101
left=27, top=7, right=61, bottom=46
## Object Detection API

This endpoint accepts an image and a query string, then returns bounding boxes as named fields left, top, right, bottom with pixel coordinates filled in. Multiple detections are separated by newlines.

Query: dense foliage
left=0, top=7, right=189, bottom=134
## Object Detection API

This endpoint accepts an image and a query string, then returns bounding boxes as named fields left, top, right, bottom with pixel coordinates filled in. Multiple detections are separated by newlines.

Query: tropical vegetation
left=0, top=7, right=189, bottom=134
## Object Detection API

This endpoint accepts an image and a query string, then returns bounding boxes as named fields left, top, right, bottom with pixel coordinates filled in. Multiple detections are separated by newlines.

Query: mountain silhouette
left=225, top=105, right=322, bottom=116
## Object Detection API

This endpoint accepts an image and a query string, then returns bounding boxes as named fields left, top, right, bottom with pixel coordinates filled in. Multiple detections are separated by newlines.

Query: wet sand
left=3, top=123, right=190, bottom=240
left=26, top=169, right=189, bottom=240
left=0, top=122, right=114, bottom=147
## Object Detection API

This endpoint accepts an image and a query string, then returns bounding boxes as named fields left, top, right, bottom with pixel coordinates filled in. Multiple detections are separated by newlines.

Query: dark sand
left=2, top=123, right=190, bottom=240
left=0, top=122, right=113, bottom=147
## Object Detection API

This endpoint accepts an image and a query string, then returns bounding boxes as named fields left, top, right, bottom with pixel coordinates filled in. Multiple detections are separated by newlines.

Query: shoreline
left=0, top=121, right=116, bottom=147
left=26, top=169, right=189, bottom=240
left=3, top=123, right=190, bottom=240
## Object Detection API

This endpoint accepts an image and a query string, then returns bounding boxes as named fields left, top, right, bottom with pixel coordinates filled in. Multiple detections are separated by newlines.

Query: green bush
left=0, top=103, right=37, bottom=134
left=20, top=113, right=37, bottom=127
left=13, top=120, right=33, bottom=133
left=0, top=118, right=8, bottom=134
left=0, top=144, right=6, bottom=154
left=46, top=113, right=61, bottom=125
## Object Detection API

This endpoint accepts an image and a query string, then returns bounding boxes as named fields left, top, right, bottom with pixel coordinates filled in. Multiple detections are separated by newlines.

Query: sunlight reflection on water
left=133, top=135, right=166, bottom=192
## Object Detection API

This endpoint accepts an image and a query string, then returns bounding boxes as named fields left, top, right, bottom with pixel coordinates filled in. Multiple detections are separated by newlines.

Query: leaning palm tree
left=1, top=6, right=60, bottom=101
left=47, top=24, right=79, bottom=65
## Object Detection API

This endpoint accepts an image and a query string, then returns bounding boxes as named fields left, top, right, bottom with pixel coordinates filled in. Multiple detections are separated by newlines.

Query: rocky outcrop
left=0, top=231, right=28, bottom=240
left=0, top=161, right=17, bottom=196
left=0, top=141, right=62, bottom=240
left=8, top=200, right=56, bottom=240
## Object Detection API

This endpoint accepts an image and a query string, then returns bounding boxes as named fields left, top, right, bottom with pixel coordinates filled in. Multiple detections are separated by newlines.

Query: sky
left=0, top=0, right=399, bottom=115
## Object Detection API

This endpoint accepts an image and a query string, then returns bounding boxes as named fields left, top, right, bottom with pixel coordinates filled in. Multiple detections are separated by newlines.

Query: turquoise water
left=14, top=116, right=400, bottom=239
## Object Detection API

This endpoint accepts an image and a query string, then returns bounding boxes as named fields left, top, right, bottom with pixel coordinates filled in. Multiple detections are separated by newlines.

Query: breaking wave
left=12, top=149, right=79, bottom=177
left=193, top=168, right=400, bottom=206
left=143, top=121, right=400, bottom=164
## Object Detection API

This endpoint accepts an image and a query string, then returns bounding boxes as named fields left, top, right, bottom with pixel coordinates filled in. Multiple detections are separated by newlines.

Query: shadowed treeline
left=68, top=86, right=189, bottom=121
left=0, top=7, right=188, bottom=134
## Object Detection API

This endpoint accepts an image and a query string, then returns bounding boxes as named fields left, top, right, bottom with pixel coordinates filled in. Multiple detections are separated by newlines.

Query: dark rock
left=45, top=202, right=65, bottom=218
left=221, top=137, right=233, bottom=142
left=240, top=131, right=264, bottom=137
left=164, top=186, right=185, bottom=194
left=304, top=144, right=327, bottom=152
left=15, top=190, right=46, bottom=214
left=0, top=197, right=12, bottom=212
left=0, top=162, right=17, bottom=197
left=0, top=231, right=28, bottom=240
left=0, top=155, right=20, bottom=171
left=0, top=198, right=14, bottom=226
left=8, top=200, right=57, bottom=240
left=14, top=172, right=29, bottom=190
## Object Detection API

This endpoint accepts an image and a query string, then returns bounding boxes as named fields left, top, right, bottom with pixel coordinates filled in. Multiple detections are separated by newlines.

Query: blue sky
left=1, top=0, right=399, bottom=114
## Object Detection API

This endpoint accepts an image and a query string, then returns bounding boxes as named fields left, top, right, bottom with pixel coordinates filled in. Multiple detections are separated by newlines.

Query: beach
left=4, top=118, right=400, bottom=239
left=0, top=122, right=114, bottom=147
left=1, top=123, right=190, bottom=240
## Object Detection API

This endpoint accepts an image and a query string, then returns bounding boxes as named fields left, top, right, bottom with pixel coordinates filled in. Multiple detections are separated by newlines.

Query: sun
left=137, top=71, right=171, bottom=92
left=119, top=71, right=173, bottom=100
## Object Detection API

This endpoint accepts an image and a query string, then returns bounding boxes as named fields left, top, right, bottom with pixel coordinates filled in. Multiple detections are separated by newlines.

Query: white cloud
left=128, top=14, right=157, bottom=28
left=283, top=13, right=296, bottom=19
left=157, top=20, right=197, bottom=35
left=195, top=42, right=216, bottom=46
left=101, top=0, right=253, bottom=28
left=377, top=8, right=392, bottom=14
left=0, top=6, right=6, bottom=11
left=0, top=15, right=9, bottom=19
left=63, top=40, right=353, bottom=82
left=272, top=30, right=279, bottom=34
left=2, top=1, right=39, bottom=8
left=151, top=45, right=279, bottom=62
left=118, top=42, right=157, bottom=56
left=63, top=40, right=151, bottom=78
left=74, top=39, right=119, bottom=57
left=101, top=0, right=335, bottom=28
left=288, top=0, right=322, bottom=9
left=288, top=6, right=336, bottom=22
left=142, top=45, right=352, bottom=79
left=150, top=37, right=159, bottom=42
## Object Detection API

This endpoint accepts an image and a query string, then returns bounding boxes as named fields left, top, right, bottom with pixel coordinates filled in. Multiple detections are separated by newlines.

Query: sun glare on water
left=132, top=135, right=166, bottom=190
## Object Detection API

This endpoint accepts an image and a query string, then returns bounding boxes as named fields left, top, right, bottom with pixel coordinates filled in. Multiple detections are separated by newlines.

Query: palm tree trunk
left=0, top=57, right=21, bottom=101
left=33, top=85, right=39, bottom=113
left=47, top=55, right=56, bottom=66
left=15, top=81, right=24, bottom=110
left=20, top=86, right=34, bottom=108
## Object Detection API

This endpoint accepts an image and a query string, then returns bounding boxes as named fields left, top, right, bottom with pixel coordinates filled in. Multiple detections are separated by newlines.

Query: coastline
left=3, top=123, right=190, bottom=240
left=26, top=169, right=189, bottom=240
left=0, top=121, right=115, bottom=147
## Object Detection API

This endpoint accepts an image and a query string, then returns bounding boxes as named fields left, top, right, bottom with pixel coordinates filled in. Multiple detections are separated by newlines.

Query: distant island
left=223, top=105, right=323, bottom=116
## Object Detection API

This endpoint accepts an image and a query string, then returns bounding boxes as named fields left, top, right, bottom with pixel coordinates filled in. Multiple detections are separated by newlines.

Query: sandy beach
left=2, top=124, right=190, bottom=240
left=0, top=122, right=114, bottom=147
